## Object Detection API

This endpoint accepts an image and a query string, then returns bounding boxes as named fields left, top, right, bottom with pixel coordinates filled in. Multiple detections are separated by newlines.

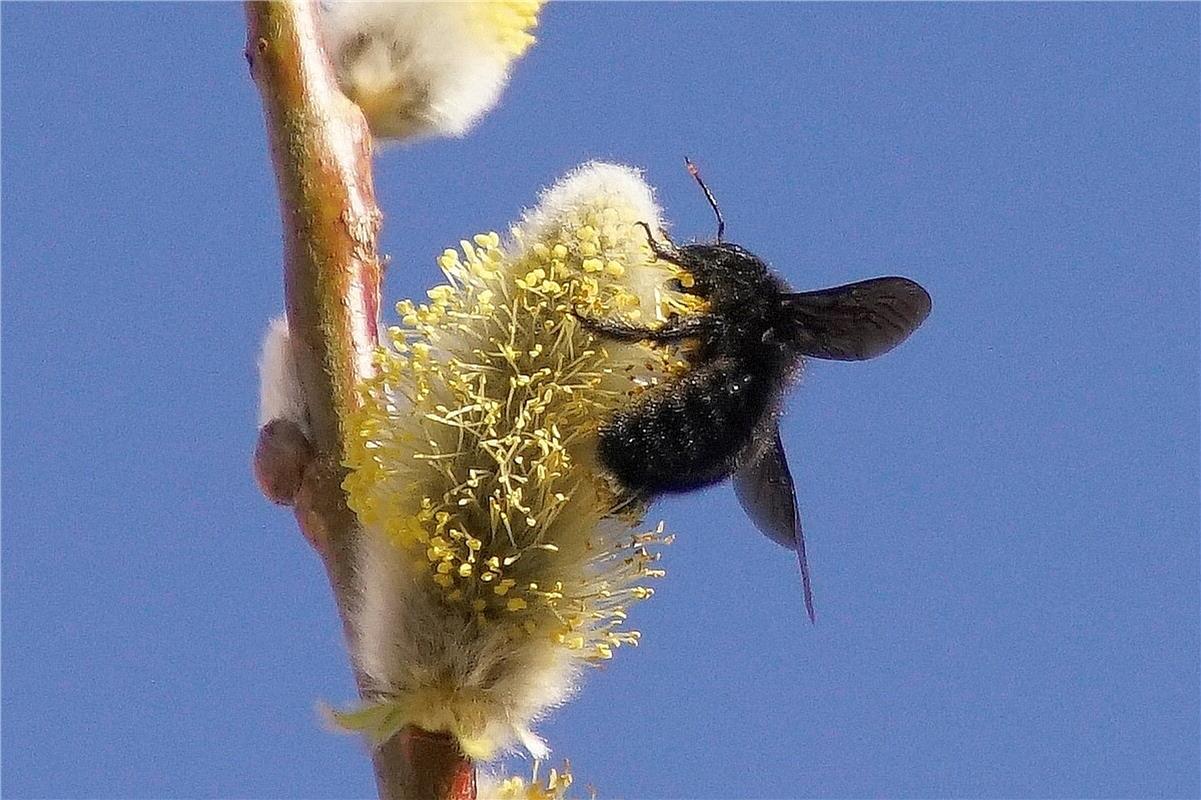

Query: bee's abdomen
left=598, top=357, right=778, bottom=493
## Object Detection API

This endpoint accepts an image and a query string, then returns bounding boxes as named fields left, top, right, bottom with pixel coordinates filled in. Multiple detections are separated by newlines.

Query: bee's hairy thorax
left=596, top=243, right=802, bottom=494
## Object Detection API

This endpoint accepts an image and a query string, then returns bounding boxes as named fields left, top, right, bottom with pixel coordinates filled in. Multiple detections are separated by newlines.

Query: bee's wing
left=786, top=277, right=931, bottom=361
left=733, top=428, right=816, bottom=623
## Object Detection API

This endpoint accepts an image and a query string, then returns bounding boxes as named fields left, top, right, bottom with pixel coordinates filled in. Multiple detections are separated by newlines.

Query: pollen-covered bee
left=578, top=160, right=931, bottom=622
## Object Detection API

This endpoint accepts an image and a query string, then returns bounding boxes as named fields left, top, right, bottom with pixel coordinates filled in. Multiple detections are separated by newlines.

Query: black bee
left=578, top=160, right=931, bottom=622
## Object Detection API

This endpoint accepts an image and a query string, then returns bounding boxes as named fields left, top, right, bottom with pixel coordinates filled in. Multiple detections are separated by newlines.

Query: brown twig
left=244, top=2, right=475, bottom=797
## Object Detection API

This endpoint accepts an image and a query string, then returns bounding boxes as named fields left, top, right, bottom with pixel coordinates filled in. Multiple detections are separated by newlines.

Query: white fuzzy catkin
left=336, top=163, right=697, bottom=759
left=319, top=1, right=541, bottom=141
left=257, top=315, right=308, bottom=433
left=354, top=520, right=560, bottom=760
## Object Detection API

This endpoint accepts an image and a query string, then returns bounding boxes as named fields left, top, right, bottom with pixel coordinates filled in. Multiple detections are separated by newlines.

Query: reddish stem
left=244, top=2, right=475, bottom=797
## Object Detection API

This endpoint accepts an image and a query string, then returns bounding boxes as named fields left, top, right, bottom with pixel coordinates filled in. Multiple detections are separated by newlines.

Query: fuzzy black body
left=596, top=243, right=800, bottom=493
left=577, top=226, right=931, bottom=623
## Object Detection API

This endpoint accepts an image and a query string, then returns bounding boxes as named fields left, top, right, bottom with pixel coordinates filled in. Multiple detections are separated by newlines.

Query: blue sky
left=3, top=4, right=1198, bottom=798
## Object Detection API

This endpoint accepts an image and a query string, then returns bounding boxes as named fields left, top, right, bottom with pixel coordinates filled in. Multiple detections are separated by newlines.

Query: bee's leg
left=635, top=223, right=711, bottom=298
left=636, top=221, right=685, bottom=266
left=574, top=312, right=710, bottom=343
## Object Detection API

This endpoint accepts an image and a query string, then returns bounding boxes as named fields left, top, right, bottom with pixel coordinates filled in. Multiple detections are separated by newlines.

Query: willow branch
left=244, top=2, right=474, bottom=798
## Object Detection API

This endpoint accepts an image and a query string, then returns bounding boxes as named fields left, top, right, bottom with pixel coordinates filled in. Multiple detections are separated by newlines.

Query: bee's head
left=666, top=241, right=775, bottom=305
left=637, top=222, right=765, bottom=297
left=677, top=241, right=754, bottom=262
left=667, top=159, right=776, bottom=298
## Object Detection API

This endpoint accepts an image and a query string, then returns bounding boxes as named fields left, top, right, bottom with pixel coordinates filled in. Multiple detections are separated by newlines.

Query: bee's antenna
left=684, top=156, right=725, bottom=243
